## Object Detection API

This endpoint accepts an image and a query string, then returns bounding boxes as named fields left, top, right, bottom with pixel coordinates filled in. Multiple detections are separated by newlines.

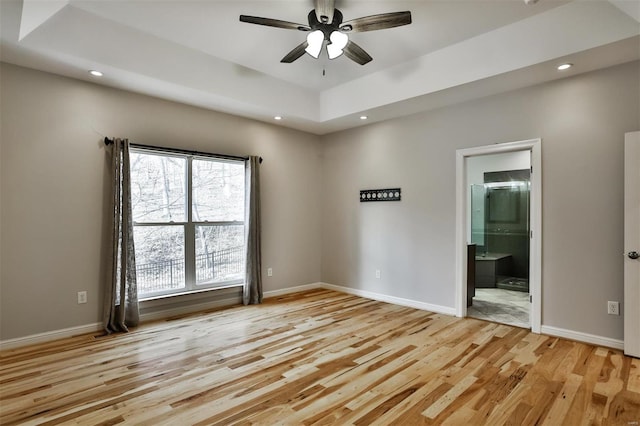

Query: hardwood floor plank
left=629, top=358, right=640, bottom=394
left=563, top=347, right=607, bottom=424
left=541, top=372, right=582, bottom=424
left=1, top=289, right=638, bottom=425
left=422, top=374, right=478, bottom=419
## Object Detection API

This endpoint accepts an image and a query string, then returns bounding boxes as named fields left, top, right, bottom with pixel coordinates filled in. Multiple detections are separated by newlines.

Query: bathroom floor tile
left=468, top=288, right=530, bottom=329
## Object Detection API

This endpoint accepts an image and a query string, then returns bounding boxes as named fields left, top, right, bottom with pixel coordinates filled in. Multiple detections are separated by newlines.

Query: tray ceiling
left=1, top=0, right=638, bottom=134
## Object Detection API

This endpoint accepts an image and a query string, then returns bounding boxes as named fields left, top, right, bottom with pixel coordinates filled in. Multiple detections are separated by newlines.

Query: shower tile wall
left=482, top=169, right=530, bottom=289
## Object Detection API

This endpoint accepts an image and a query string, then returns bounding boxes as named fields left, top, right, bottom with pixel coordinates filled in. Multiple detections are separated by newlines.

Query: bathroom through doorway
left=455, top=139, right=542, bottom=332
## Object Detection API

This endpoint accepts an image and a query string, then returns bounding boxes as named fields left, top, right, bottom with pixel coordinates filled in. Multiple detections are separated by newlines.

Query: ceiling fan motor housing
left=307, top=9, right=346, bottom=40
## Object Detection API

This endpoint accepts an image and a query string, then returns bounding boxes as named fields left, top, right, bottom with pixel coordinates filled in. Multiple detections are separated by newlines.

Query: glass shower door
left=471, top=184, right=486, bottom=252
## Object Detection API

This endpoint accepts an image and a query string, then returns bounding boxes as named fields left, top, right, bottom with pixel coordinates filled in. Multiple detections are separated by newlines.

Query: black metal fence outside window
left=136, top=246, right=244, bottom=294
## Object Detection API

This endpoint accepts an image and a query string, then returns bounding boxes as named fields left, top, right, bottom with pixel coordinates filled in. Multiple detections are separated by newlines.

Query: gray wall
left=0, top=63, right=323, bottom=340
left=321, top=61, right=640, bottom=341
left=2, top=60, right=639, bottom=343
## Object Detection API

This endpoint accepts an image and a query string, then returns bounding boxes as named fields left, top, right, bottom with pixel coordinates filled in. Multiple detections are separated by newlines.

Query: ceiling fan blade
left=314, top=0, right=335, bottom=24
left=240, top=15, right=310, bottom=31
left=343, top=40, right=372, bottom=65
left=341, top=11, right=412, bottom=33
left=281, top=41, right=309, bottom=63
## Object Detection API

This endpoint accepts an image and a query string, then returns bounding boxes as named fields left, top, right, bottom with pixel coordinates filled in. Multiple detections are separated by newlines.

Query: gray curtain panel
left=243, top=156, right=262, bottom=305
left=103, top=138, right=139, bottom=332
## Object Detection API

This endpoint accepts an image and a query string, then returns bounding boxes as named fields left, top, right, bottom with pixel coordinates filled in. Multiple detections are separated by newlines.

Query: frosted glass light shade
left=305, top=30, right=324, bottom=58
left=327, top=31, right=348, bottom=59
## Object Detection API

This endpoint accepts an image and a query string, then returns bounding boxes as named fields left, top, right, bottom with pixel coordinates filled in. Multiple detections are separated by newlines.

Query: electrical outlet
left=375, top=269, right=381, bottom=279
left=607, top=301, right=619, bottom=315
left=77, top=291, right=87, bottom=304
left=267, top=267, right=273, bottom=277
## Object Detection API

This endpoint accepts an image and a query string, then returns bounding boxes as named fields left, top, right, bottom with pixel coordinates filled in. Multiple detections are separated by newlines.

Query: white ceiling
left=1, top=0, right=639, bottom=135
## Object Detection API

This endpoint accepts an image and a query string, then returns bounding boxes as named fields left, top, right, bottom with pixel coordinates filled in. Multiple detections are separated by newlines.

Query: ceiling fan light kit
left=305, top=30, right=324, bottom=58
left=327, top=31, right=349, bottom=60
left=239, top=0, right=411, bottom=65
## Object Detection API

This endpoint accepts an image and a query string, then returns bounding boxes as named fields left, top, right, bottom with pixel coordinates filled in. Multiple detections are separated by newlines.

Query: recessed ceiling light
left=557, top=63, right=572, bottom=71
left=360, top=116, right=368, bottom=120
left=89, top=70, right=103, bottom=77
left=274, top=116, right=282, bottom=120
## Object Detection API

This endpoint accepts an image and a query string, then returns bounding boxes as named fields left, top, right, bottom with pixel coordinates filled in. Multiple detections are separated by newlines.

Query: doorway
left=468, top=155, right=531, bottom=328
left=455, top=139, right=542, bottom=333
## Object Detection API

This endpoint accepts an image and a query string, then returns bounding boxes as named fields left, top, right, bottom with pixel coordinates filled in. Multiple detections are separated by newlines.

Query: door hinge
left=530, top=166, right=533, bottom=173
left=530, top=230, right=533, bottom=238
left=530, top=295, right=532, bottom=303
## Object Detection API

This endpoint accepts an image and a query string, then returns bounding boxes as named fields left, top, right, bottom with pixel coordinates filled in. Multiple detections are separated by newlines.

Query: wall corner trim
left=540, top=325, right=624, bottom=350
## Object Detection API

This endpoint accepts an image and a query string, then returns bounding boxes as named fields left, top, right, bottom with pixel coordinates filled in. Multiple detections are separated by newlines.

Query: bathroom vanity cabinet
left=475, top=253, right=513, bottom=287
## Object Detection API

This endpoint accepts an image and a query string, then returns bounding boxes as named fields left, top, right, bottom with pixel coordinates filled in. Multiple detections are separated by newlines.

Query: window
left=130, top=149, right=245, bottom=299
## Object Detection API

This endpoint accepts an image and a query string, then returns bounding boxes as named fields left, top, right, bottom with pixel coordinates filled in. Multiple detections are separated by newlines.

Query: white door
left=625, top=131, right=640, bottom=358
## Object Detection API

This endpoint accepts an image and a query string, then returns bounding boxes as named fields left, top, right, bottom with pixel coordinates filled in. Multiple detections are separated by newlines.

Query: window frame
left=130, top=147, right=246, bottom=300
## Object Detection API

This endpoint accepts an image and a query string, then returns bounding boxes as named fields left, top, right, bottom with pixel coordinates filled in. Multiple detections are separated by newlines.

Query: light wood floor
left=1, top=289, right=639, bottom=425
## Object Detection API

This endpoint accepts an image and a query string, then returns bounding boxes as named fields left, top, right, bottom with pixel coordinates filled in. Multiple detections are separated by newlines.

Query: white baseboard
left=0, top=285, right=318, bottom=351
left=0, top=322, right=103, bottom=351
left=320, top=282, right=457, bottom=316
left=4, top=284, right=622, bottom=352
left=142, top=282, right=328, bottom=322
left=265, top=281, right=457, bottom=316
left=540, top=325, right=624, bottom=350
left=263, top=281, right=456, bottom=316
left=263, top=282, right=324, bottom=298
left=140, top=296, right=242, bottom=323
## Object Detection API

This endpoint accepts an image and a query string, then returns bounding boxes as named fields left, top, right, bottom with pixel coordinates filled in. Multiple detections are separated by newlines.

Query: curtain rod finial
left=259, top=157, right=263, bottom=164
left=104, top=137, right=114, bottom=145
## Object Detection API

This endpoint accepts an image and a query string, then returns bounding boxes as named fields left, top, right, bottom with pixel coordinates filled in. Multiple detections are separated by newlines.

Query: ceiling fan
left=239, top=0, right=411, bottom=65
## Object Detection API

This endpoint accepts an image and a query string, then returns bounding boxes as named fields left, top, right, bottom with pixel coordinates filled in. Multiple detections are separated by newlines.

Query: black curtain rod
left=104, top=137, right=262, bottom=164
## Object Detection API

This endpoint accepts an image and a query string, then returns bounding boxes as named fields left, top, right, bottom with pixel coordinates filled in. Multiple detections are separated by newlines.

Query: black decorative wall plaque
left=360, top=188, right=401, bottom=202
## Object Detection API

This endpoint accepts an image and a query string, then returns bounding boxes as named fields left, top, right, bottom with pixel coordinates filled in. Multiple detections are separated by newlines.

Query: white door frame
left=455, top=138, right=542, bottom=333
